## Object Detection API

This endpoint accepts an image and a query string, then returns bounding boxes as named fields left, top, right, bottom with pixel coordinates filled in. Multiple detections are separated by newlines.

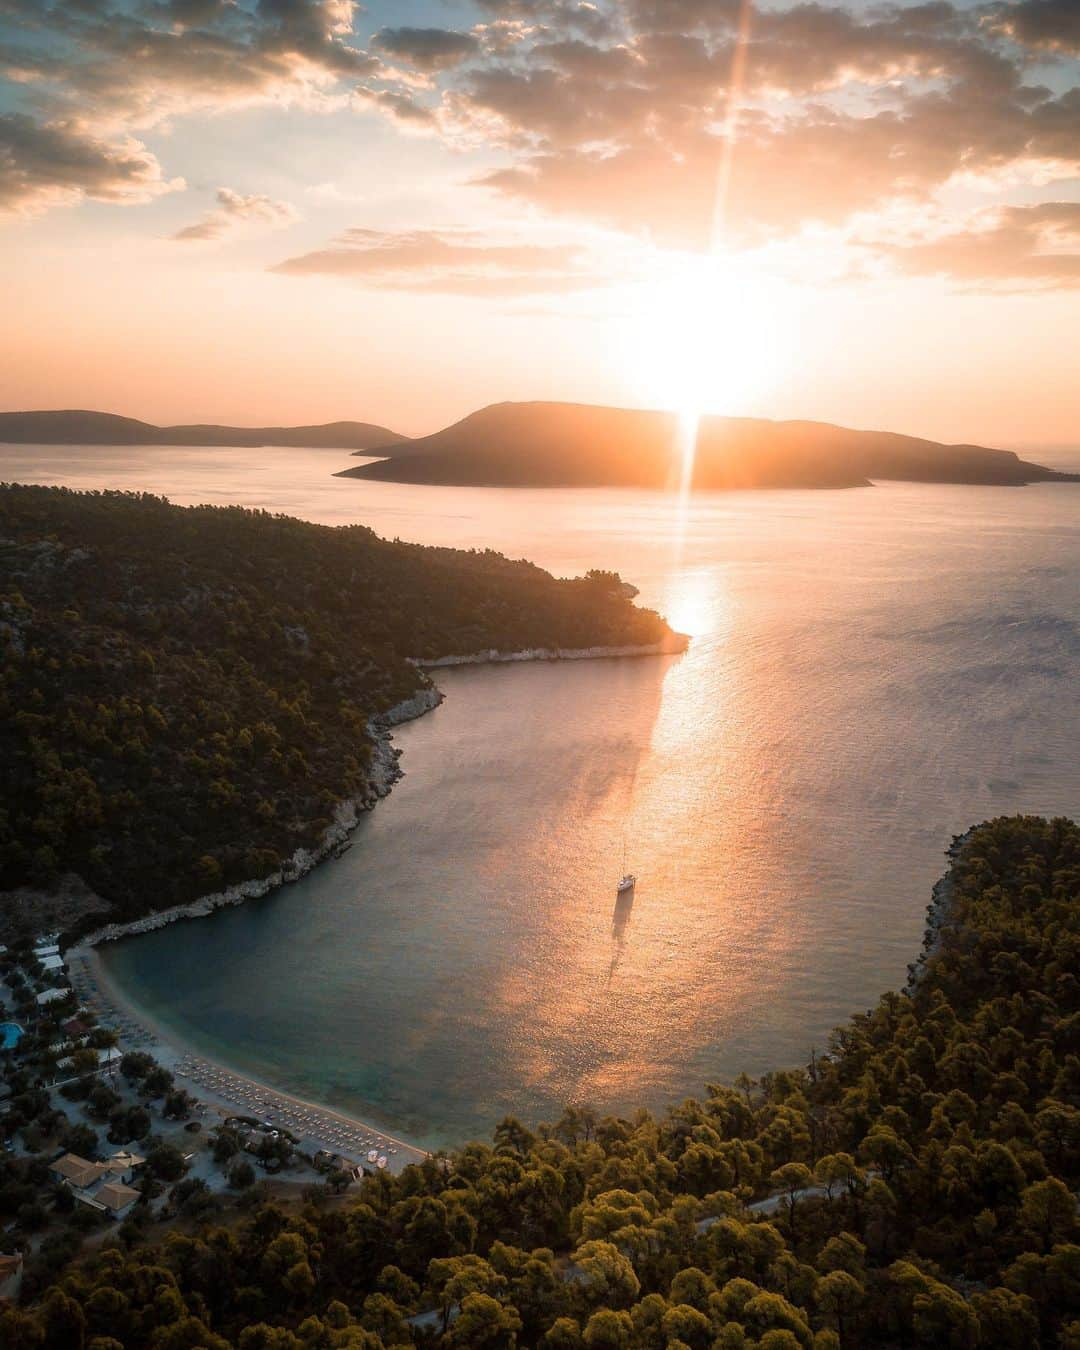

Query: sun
left=619, top=248, right=791, bottom=428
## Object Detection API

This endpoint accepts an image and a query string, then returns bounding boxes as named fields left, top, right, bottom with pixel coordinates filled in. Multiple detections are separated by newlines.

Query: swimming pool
left=0, top=1023, right=23, bottom=1051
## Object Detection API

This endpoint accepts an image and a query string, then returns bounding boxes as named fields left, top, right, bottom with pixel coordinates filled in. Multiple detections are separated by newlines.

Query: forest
left=0, top=485, right=674, bottom=918
left=0, top=813, right=1077, bottom=1347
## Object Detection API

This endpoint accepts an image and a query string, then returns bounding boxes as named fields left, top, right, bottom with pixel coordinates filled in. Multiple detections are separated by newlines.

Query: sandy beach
left=67, top=944, right=428, bottom=1176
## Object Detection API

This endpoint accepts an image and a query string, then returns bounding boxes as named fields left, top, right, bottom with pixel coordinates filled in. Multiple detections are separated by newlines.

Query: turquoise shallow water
left=6, top=444, right=1080, bottom=1149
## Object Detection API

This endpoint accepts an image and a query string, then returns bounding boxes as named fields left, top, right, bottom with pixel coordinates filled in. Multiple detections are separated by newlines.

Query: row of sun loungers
left=68, top=967, right=156, bottom=1048
left=65, top=957, right=412, bottom=1171
left=174, top=1055, right=399, bottom=1167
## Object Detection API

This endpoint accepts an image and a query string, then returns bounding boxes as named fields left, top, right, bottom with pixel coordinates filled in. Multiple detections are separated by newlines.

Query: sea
left=4, top=442, right=1078, bottom=1150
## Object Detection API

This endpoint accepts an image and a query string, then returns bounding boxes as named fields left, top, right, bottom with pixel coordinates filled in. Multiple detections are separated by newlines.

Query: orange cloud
left=879, top=201, right=1080, bottom=288
left=172, top=187, right=299, bottom=242
left=273, top=225, right=620, bottom=294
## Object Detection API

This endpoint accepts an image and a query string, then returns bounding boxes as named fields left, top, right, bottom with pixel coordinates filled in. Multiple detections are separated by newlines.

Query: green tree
left=582, top=1309, right=634, bottom=1349
left=1019, top=1178, right=1077, bottom=1250
left=570, top=1241, right=640, bottom=1310
left=147, top=1143, right=186, bottom=1182
left=448, top=1292, right=521, bottom=1348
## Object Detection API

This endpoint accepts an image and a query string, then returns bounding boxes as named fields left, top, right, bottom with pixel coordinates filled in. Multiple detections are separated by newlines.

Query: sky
left=0, top=0, right=1077, bottom=446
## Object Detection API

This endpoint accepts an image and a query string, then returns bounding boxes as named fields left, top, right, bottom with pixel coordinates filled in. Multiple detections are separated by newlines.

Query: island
left=0, top=410, right=407, bottom=451
left=0, top=485, right=684, bottom=932
left=0, top=814, right=1076, bottom=1344
left=337, top=400, right=1076, bottom=490
left=5, top=404, right=1074, bottom=491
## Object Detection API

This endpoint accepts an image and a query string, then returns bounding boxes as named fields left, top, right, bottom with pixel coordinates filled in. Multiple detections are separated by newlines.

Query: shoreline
left=905, top=826, right=976, bottom=993
left=67, top=944, right=431, bottom=1172
left=70, top=639, right=687, bottom=950
left=58, top=639, right=687, bottom=1165
left=73, top=685, right=445, bottom=949
left=412, top=634, right=689, bottom=667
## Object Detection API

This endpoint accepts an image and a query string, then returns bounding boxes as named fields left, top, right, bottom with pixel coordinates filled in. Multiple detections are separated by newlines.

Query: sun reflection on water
left=661, top=566, right=718, bottom=639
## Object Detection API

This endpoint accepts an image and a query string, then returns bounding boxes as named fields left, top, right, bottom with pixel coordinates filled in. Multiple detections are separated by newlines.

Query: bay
left=5, top=443, right=1078, bottom=1149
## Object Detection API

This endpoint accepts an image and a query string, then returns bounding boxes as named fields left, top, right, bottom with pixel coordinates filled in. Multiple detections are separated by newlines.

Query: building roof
left=0, top=1253, right=23, bottom=1275
left=36, top=987, right=67, bottom=1005
left=40, top=954, right=65, bottom=972
left=51, top=1153, right=107, bottom=1188
left=109, top=1150, right=146, bottom=1170
left=62, top=1018, right=90, bottom=1036
left=95, top=1181, right=141, bottom=1214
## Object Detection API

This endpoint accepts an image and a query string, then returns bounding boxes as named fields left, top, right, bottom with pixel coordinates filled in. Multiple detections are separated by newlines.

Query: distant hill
left=0, top=409, right=407, bottom=451
left=336, top=401, right=1075, bottom=489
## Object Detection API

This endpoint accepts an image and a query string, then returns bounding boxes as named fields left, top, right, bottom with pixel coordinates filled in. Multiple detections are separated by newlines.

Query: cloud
left=172, top=186, right=299, bottom=241
left=272, top=225, right=618, bottom=294
left=471, top=84, right=1080, bottom=248
left=351, top=86, right=437, bottom=129
left=1, top=0, right=1078, bottom=264
left=989, top=0, right=1080, bottom=56
left=879, top=201, right=1080, bottom=287
left=371, top=27, right=480, bottom=72
left=151, top=0, right=236, bottom=25
left=0, top=112, right=182, bottom=215
left=473, top=1, right=621, bottom=42
left=0, top=0, right=379, bottom=131
left=0, top=0, right=383, bottom=219
left=400, top=0, right=1079, bottom=251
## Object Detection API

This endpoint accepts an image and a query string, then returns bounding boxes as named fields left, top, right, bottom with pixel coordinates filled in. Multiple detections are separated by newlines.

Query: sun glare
left=617, top=247, right=793, bottom=543
left=621, top=250, right=789, bottom=427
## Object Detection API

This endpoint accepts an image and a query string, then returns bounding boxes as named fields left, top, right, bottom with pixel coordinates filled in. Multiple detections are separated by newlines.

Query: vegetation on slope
left=2, top=814, right=1077, bottom=1347
left=0, top=485, right=674, bottom=918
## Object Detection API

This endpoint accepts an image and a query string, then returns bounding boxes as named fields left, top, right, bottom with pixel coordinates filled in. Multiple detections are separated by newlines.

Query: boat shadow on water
left=608, top=886, right=636, bottom=982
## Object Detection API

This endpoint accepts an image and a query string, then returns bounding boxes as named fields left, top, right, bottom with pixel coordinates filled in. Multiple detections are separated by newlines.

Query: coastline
left=905, top=826, right=976, bottom=993
left=67, top=945, right=430, bottom=1173
left=70, top=638, right=687, bottom=950
left=57, top=639, right=688, bottom=1165
left=72, top=685, right=444, bottom=949
left=412, top=633, right=689, bottom=667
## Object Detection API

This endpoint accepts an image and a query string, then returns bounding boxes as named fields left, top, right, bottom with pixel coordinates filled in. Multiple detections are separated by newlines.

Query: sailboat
left=616, top=838, right=636, bottom=894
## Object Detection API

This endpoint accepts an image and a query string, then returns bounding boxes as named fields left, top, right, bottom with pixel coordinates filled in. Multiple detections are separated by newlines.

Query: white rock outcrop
left=413, top=633, right=689, bottom=668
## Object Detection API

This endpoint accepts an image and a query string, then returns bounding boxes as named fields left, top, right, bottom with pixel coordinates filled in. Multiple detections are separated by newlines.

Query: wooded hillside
left=0, top=486, right=673, bottom=916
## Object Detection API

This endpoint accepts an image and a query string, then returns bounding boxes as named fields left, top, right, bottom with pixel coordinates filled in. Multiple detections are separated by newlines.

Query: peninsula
left=337, top=400, right=1075, bottom=489
left=0, top=485, right=683, bottom=930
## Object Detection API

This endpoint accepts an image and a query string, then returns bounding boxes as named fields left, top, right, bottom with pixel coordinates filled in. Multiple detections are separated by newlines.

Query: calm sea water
left=5, top=443, right=1079, bottom=1149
